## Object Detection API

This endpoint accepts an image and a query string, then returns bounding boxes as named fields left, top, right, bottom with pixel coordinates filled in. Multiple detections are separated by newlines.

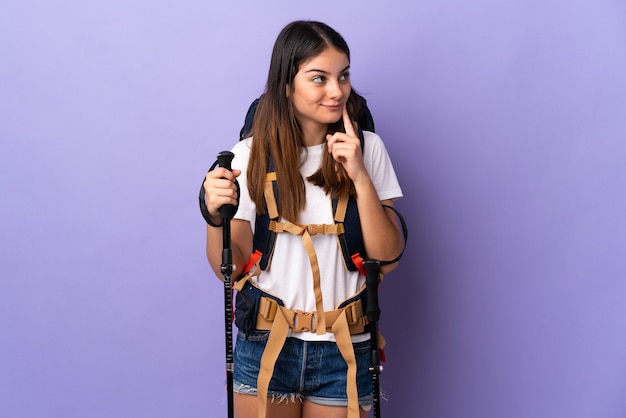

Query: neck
left=300, top=121, right=327, bottom=147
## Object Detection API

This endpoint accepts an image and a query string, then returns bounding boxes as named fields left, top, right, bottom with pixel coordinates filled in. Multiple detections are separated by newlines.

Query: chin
left=322, top=112, right=343, bottom=124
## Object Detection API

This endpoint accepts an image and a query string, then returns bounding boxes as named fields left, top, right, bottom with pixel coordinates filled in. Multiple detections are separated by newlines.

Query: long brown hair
left=246, top=21, right=362, bottom=222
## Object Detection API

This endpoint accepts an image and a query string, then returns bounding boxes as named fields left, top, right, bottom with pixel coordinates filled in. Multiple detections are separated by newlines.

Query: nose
left=326, top=80, right=343, bottom=99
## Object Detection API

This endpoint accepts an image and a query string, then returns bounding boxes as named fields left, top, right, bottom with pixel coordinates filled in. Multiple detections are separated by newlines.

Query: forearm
left=353, top=177, right=403, bottom=274
left=205, top=220, right=251, bottom=280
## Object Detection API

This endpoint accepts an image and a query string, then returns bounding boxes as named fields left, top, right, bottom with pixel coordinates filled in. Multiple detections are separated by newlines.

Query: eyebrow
left=304, top=65, right=351, bottom=74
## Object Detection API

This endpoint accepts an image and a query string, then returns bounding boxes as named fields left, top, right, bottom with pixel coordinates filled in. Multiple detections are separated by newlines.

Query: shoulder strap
left=333, top=193, right=365, bottom=272
left=254, top=172, right=279, bottom=270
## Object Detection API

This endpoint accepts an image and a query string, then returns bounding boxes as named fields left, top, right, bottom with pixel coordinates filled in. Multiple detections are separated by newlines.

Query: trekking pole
left=199, top=151, right=239, bottom=418
left=364, top=259, right=382, bottom=418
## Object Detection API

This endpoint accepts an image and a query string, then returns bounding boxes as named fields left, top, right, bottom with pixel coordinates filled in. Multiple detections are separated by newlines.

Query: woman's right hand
left=202, top=167, right=241, bottom=224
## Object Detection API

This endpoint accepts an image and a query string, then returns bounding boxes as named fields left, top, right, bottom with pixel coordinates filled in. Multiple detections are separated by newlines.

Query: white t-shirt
left=231, top=131, right=402, bottom=341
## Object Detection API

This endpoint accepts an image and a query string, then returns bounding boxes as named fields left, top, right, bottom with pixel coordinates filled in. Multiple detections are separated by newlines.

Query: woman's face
left=289, top=47, right=351, bottom=136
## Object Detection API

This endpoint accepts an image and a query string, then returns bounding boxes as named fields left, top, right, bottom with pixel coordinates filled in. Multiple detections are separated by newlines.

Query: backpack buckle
left=293, top=310, right=316, bottom=332
left=306, top=224, right=325, bottom=235
left=259, top=297, right=278, bottom=322
left=344, top=301, right=363, bottom=326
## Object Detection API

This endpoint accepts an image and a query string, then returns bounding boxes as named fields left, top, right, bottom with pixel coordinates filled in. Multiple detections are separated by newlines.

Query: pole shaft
left=222, top=222, right=234, bottom=418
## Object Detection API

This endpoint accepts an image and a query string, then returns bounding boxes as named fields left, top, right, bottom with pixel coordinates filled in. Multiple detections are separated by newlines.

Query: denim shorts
left=233, top=330, right=373, bottom=407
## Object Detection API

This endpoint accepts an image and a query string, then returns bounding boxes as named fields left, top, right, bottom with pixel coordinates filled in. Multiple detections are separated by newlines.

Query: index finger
left=342, top=105, right=357, bottom=138
left=210, top=166, right=237, bottom=181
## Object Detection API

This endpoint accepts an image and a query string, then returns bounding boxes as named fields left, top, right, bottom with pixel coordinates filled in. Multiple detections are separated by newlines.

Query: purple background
left=2, top=1, right=625, bottom=417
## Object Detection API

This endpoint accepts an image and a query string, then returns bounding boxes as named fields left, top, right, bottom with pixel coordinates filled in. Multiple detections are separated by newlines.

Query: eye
left=312, top=75, right=326, bottom=83
left=339, top=72, right=350, bottom=81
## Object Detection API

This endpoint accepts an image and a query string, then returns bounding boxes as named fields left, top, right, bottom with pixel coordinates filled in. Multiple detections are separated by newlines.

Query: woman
left=203, top=20, right=403, bottom=418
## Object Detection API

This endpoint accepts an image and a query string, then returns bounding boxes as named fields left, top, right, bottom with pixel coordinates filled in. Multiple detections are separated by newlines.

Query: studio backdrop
left=1, top=0, right=625, bottom=417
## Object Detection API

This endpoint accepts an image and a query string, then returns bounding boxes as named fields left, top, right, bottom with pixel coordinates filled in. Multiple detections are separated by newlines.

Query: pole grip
left=363, top=259, right=381, bottom=323
left=217, top=151, right=238, bottom=220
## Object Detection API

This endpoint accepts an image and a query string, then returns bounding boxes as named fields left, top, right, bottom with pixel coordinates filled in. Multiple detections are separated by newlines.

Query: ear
left=286, top=84, right=290, bottom=98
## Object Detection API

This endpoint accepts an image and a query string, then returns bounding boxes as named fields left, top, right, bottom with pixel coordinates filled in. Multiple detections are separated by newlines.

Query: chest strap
left=269, top=220, right=345, bottom=236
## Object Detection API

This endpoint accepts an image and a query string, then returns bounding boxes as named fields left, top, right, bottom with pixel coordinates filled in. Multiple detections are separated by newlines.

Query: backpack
left=239, top=93, right=376, bottom=275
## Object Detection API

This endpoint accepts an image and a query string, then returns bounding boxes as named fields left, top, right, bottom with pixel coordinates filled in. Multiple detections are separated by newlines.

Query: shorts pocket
left=353, top=339, right=372, bottom=354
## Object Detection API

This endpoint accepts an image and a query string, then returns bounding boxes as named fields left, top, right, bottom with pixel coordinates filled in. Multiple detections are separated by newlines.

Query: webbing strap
left=332, top=312, right=359, bottom=418
left=242, top=250, right=262, bottom=275
left=269, top=220, right=344, bottom=236
left=264, top=172, right=278, bottom=219
left=334, top=194, right=349, bottom=223
left=257, top=306, right=290, bottom=418
left=276, top=221, right=326, bottom=335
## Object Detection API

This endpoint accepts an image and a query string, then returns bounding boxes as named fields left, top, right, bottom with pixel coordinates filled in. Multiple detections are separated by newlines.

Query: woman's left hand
left=326, top=106, right=367, bottom=183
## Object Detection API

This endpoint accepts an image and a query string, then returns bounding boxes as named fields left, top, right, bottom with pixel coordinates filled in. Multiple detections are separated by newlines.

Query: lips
left=322, top=103, right=342, bottom=111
